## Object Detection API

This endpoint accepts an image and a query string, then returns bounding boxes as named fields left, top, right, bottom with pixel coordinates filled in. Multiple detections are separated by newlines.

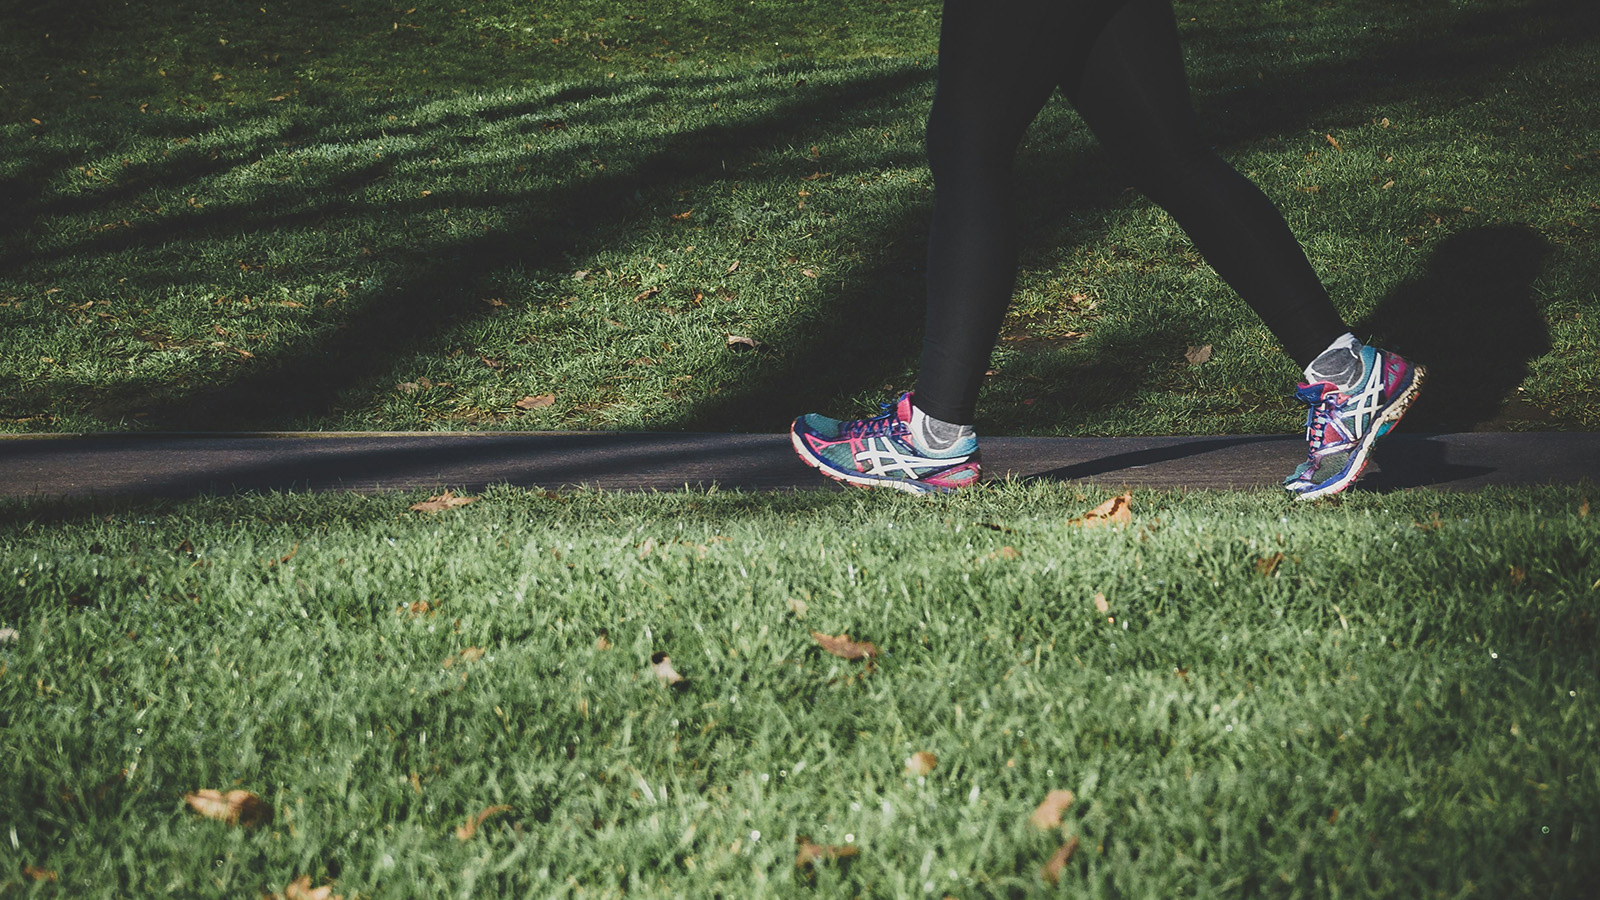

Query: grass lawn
left=1, top=0, right=1597, bottom=434
left=1, top=484, right=1597, bottom=898
left=3, top=2, right=1599, bottom=898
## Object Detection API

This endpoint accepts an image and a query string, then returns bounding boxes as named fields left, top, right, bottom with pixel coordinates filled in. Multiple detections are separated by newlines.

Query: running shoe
left=791, top=392, right=981, bottom=494
left=1283, top=345, right=1425, bottom=500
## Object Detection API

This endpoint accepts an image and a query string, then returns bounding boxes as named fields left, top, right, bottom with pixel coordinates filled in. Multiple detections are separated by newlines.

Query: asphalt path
left=0, top=431, right=1593, bottom=500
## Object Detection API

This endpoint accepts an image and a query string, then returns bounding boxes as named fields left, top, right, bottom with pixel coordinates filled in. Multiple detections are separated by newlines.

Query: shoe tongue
left=1294, top=382, right=1336, bottom=404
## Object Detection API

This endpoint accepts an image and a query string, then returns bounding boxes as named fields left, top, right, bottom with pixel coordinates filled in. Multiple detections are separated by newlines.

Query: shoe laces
left=1303, top=387, right=1353, bottom=456
left=843, top=402, right=906, bottom=440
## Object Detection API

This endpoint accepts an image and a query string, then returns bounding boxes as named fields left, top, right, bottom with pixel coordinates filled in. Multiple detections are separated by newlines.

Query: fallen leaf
left=410, top=491, right=476, bottom=513
left=670, top=209, right=692, bottom=221
left=0, top=627, right=18, bottom=643
left=184, top=789, right=272, bottom=826
left=456, top=804, right=512, bottom=841
left=637, top=537, right=657, bottom=558
left=1029, top=789, right=1076, bottom=830
left=1510, top=565, right=1526, bottom=586
left=515, top=394, right=556, bottom=410
left=1325, top=133, right=1343, bottom=152
left=1255, top=552, right=1284, bottom=577
left=480, top=356, right=502, bottom=369
left=1092, top=593, right=1109, bottom=614
left=397, top=381, right=420, bottom=394
left=1184, top=344, right=1212, bottom=366
left=1040, top=835, right=1080, bottom=884
left=634, top=286, right=662, bottom=303
left=282, top=874, right=343, bottom=900
left=651, top=651, right=685, bottom=685
left=986, top=545, right=1020, bottom=561
left=397, top=599, right=437, bottom=618
left=22, top=864, right=56, bottom=882
left=786, top=597, right=808, bottom=618
left=1068, top=492, right=1132, bottom=529
left=595, top=632, right=612, bottom=650
left=442, top=646, right=485, bottom=668
left=1579, top=499, right=1589, bottom=518
left=725, top=334, right=761, bottom=351
left=905, top=751, right=938, bottom=777
left=801, top=269, right=818, bottom=278
left=796, top=837, right=859, bottom=867
left=1380, top=117, right=1392, bottom=128
left=812, top=631, right=879, bottom=660
left=573, top=269, right=590, bottom=280
left=1382, top=179, right=1395, bottom=190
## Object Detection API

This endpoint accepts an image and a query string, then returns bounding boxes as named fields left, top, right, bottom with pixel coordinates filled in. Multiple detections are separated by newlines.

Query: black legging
left=913, top=0, right=1348, bottom=425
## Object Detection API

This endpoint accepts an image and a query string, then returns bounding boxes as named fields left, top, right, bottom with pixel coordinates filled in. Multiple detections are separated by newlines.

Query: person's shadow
left=1355, top=225, right=1552, bottom=491
left=1358, top=224, right=1552, bottom=431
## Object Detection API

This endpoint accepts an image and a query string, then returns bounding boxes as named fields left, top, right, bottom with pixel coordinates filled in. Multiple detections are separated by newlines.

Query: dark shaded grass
left=1, top=0, right=1597, bottom=434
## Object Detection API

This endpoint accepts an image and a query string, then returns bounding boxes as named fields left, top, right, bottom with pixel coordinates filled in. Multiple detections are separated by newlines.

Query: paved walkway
left=0, top=431, right=1592, bottom=499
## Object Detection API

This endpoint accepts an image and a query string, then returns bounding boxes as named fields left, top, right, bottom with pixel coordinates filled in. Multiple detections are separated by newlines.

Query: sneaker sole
left=1292, top=364, right=1427, bottom=501
left=789, top=426, right=958, bottom=495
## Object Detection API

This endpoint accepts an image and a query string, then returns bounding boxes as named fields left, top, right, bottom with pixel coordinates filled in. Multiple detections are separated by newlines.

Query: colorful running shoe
left=791, top=393, right=981, bottom=494
left=1283, top=345, right=1425, bottom=500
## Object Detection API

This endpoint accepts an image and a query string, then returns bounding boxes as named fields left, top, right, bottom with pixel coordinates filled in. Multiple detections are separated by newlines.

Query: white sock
left=1304, top=332, right=1364, bottom=390
left=909, top=403, right=975, bottom=455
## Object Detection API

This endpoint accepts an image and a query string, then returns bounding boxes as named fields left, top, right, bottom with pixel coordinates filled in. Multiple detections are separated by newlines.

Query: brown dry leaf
left=515, top=394, right=556, bottom=410
left=410, top=491, right=476, bottom=513
left=812, top=631, right=879, bottom=661
left=595, top=633, right=612, bottom=651
left=670, top=209, right=692, bottom=221
left=1579, top=499, right=1590, bottom=518
left=23, top=864, right=57, bottom=882
left=725, top=260, right=740, bottom=275
left=634, top=286, right=662, bottom=303
left=442, top=646, right=485, bottom=668
left=1184, top=344, right=1212, bottom=366
left=1382, top=179, right=1396, bottom=190
left=1069, top=492, right=1132, bottom=529
left=1255, top=552, right=1284, bottom=577
left=1040, top=835, right=1081, bottom=884
left=184, top=789, right=272, bottom=827
left=1092, top=593, right=1110, bottom=614
left=397, top=599, right=436, bottom=618
left=1510, top=565, right=1527, bottom=586
left=796, top=838, right=859, bottom=868
left=651, top=652, right=685, bottom=685
left=1029, top=789, right=1076, bottom=830
left=397, top=381, right=420, bottom=394
left=991, top=546, right=1020, bottom=561
left=282, top=874, right=343, bottom=900
left=905, top=751, right=938, bottom=777
left=455, top=804, right=512, bottom=841
left=725, top=334, right=761, bottom=351
left=480, top=355, right=502, bottom=369
left=1325, top=133, right=1344, bottom=152
left=786, top=597, right=809, bottom=619
left=802, top=269, right=818, bottom=278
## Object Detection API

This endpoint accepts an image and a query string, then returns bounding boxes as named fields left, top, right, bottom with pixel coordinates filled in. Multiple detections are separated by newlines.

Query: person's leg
left=912, top=0, right=1120, bottom=426
left=1063, top=0, right=1348, bottom=370
left=1064, top=0, right=1424, bottom=499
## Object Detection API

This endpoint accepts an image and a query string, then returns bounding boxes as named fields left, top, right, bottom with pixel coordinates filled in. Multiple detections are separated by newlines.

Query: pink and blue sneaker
left=1284, top=345, right=1425, bottom=500
left=791, top=393, right=981, bottom=494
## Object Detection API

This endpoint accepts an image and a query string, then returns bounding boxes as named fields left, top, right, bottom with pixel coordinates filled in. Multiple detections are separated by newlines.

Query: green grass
left=0, top=484, right=1596, bottom=898
left=1, top=0, right=1597, bottom=434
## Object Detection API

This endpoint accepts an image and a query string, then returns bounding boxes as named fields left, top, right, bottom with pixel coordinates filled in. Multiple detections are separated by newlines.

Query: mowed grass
left=1, top=484, right=1597, bottom=898
left=1, top=0, right=1597, bottom=434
